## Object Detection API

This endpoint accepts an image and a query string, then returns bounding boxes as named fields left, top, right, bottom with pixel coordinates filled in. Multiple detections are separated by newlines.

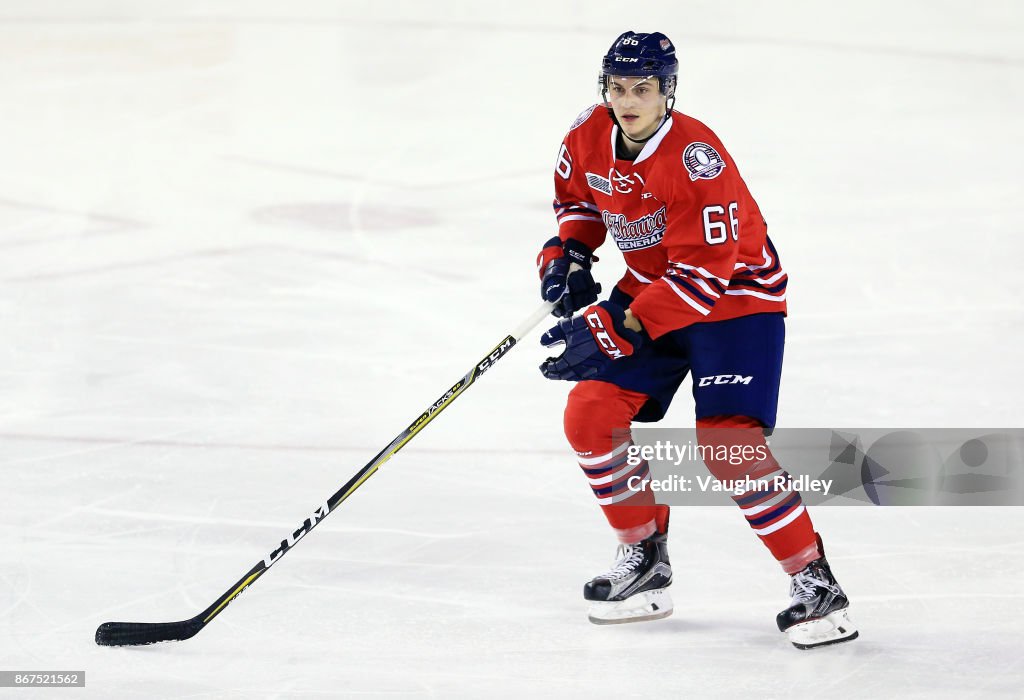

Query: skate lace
left=599, top=543, right=644, bottom=580
left=789, top=568, right=835, bottom=604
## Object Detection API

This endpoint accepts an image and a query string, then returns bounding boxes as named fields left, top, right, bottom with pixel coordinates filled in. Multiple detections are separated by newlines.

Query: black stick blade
left=95, top=618, right=204, bottom=646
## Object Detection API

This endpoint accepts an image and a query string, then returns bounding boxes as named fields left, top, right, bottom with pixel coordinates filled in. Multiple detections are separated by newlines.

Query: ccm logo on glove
left=585, top=308, right=628, bottom=359
left=539, top=301, right=643, bottom=382
left=536, top=237, right=601, bottom=318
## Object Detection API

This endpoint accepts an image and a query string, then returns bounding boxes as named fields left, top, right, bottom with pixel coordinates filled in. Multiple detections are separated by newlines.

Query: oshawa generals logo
left=602, top=205, right=667, bottom=252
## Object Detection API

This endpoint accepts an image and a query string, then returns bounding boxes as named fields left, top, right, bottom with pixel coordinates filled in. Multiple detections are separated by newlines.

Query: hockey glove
left=539, top=301, right=643, bottom=381
left=537, top=237, right=601, bottom=318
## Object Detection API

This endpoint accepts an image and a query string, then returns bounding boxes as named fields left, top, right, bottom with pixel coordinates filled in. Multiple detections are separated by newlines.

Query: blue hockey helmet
left=600, top=31, right=678, bottom=98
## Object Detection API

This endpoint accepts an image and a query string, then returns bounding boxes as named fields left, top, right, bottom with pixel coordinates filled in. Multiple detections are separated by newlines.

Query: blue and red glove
left=537, top=237, right=601, bottom=318
left=539, top=301, right=644, bottom=381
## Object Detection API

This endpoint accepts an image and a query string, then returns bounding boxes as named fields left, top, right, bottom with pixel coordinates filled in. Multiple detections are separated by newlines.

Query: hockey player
left=536, top=31, right=857, bottom=649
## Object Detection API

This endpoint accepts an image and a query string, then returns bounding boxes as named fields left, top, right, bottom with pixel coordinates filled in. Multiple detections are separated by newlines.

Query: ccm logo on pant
left=585, top=310, right=626, bottom=359
left=698, top=374, right=753, bottom=387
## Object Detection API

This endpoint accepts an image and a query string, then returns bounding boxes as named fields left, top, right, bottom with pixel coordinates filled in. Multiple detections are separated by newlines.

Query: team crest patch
left=682, top=142, right=727, bottom=181
left=585, top=172, right=612, bottom=195
left=569, top=104, right=598, bottom=131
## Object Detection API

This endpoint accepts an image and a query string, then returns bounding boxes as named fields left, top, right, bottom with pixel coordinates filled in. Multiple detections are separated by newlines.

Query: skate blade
left=587, top=588, right=673, bottom=625
left=785, top=608, right=859, bottom=649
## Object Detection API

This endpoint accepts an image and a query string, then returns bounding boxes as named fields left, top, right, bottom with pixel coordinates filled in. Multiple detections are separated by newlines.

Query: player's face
left=606, top=76, right=667, bottom=141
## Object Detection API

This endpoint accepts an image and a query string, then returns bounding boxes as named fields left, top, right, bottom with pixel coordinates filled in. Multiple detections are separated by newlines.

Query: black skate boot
left=777, top=546, right=858, bottom=649
left=584, top=529, right=672, bottom=625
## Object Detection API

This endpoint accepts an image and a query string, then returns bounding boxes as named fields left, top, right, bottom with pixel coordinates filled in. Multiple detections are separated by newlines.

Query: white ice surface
left=1, top=1, right=1022, bottom=698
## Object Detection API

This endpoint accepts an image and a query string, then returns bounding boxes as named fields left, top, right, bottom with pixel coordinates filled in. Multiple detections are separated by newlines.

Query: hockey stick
left=95, top=300, right=556, bottom=646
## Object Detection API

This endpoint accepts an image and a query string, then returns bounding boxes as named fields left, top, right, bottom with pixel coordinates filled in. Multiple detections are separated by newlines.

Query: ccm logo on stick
left=585, top=310, right=625, bottom=359
left=264, top=503, right=330, bottom=568
left=698, top=374, right=753, bottom=387
left=477, top=337, right=514, bottom=373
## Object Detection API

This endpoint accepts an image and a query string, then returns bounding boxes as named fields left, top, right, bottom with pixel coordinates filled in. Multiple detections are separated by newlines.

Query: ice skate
left=776, top=554, right=858, bottom=649
left=584, top=530, right=673, bottom=625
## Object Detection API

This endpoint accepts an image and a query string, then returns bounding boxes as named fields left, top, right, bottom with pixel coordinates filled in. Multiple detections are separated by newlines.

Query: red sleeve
left=628, top=140, right=743, bottom=339
left=552, top=109, right=608, bottom=251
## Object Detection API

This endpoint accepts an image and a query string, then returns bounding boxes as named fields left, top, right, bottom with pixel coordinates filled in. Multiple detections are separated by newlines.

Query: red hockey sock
left=564, top=380, right=669, bottom=543
left=696, top=415, right=821, bottom=573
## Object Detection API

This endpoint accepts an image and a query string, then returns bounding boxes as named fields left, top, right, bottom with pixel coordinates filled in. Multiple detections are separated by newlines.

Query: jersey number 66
left=703, top=202, right=739, bottom=245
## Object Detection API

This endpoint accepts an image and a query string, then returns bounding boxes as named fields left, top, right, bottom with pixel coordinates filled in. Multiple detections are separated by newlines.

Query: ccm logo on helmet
left=698, top=374, right=753, bottom=387
left=585, top=310, right=626, bottom=359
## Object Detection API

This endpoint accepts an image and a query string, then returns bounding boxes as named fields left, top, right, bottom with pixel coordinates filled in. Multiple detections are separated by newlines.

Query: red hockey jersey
left=552, top=104, right=787, bottom=339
